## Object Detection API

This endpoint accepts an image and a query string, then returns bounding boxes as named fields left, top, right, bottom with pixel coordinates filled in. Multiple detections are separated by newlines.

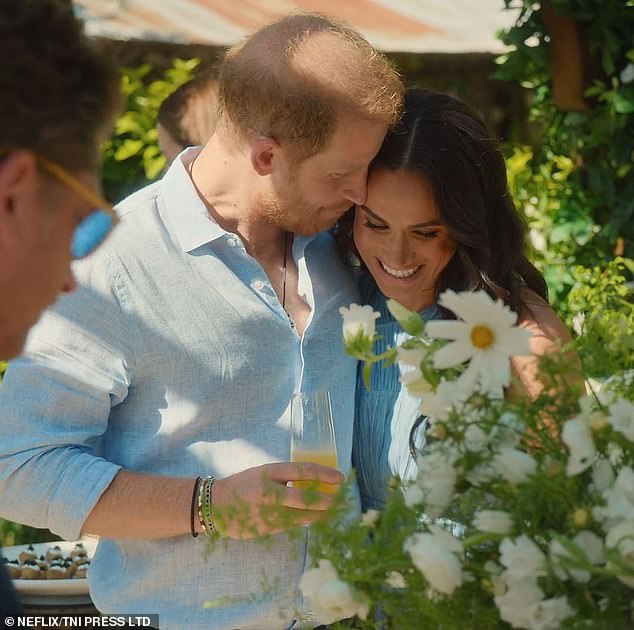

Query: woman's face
left=353, top=168, right=457, bottom=312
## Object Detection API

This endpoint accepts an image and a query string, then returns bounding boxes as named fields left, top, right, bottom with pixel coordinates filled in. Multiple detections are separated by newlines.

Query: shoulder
left=517, top=287, right=572, bottom=354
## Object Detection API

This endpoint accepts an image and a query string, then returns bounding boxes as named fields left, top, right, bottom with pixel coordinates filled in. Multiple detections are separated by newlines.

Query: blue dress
left=352, top=275, right=441, bottom=511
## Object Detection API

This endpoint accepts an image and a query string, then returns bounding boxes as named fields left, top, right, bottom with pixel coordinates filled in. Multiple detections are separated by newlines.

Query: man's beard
left=255, top=190, right=344, bottom=236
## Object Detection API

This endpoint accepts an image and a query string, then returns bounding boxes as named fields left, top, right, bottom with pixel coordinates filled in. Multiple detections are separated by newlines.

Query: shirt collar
left=158, top=147, right=228, bottom=253
left=158, top=146, right=319, bottom=256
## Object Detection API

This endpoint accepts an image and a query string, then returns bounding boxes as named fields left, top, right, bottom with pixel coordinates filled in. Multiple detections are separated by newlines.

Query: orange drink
left=291, top=449, right=339, bottom=494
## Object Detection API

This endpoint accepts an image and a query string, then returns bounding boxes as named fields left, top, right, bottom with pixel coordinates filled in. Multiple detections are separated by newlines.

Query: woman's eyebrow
left=359, top=205, right=445, bottom=228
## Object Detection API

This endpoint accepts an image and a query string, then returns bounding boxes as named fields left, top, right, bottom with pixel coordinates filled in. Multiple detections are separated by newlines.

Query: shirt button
left=227, top=237, right=238, bottom=247
left=253, top=280, right=265, bottom=290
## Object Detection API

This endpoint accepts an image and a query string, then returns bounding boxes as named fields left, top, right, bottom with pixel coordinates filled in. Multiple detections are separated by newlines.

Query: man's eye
left=363, top=219, right=388, bottom=230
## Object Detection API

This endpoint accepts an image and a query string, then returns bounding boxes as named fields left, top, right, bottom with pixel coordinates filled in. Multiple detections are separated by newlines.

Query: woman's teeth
left=380, top=261, right=420, bottom=278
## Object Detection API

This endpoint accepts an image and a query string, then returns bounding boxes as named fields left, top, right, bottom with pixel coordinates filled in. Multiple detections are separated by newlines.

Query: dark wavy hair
left=0, top=0, right=119, bottom=171
left=334, top=88, right=548, bottom=314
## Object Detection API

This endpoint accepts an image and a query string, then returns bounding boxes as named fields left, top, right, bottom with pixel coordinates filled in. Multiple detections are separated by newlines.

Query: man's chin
left=0, top=330, right=28, bottom=362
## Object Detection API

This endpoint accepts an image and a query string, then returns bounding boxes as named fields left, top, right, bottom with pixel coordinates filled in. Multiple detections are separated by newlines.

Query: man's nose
left=342, top=170, right=368, bottom=206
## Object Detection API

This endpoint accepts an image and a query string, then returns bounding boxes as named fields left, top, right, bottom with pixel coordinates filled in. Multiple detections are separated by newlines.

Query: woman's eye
left=363, top=219, right=388, bottom=230
left=415, top=230, right=440, bottom=239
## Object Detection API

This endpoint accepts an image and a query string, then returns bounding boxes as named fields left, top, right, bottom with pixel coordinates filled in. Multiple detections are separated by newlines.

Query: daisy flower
left=425, top=290, right=532, bottom=397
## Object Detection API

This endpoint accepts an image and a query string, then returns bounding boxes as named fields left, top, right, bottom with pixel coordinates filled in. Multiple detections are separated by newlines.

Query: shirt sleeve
left=0, top=252, right=132, bottom=541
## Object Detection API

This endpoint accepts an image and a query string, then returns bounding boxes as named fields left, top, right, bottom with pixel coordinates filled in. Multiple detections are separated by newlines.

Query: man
left=0, top=12, right=403, bottom=629
left=0, top=0, right=119, bottom=620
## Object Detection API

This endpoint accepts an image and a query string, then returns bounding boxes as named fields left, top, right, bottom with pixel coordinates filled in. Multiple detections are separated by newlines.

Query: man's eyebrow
left=358, top=205, right=445, bottom=229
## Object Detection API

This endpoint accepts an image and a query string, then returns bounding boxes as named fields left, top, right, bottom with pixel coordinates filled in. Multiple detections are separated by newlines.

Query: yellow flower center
left=470, top=325, right=495, bottom=349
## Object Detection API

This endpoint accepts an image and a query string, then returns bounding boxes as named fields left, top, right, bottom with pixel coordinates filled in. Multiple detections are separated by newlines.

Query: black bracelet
left=190, top=476, right=202, bottom=538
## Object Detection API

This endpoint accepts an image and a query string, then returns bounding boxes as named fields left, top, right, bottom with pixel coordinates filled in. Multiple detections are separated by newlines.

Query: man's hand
left=212, top=462, right=344, bottom=539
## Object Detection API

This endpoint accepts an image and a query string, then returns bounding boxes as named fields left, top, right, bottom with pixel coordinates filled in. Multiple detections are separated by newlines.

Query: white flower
left=499, top=535, right=547, bottom=581
left=425, top=290, right=532, bottom=397
left=492, top=446, right=537, bottom=485
left=549, top=531, right=604, bottom=583
left=561, top=414, right=596, bottom=476
left=608, top=398, right=634, bottom=442
left=359, top=509, right=380, bottom=527
left=464, top=424, right=489, bottom=452
left=339, top=303, right=380, bottom=341
left=493, top=411, right=524, bottom=448
left=605, top=519, right=634, bottom=588
left=419, top=379, right=464, bottom=423
left=592, top=458, right=615, bottom=492
left=299, top=559, right=369, bottom=625
left=621, top=62, right=634, bottom=84
left=404, top=527, right=463, bottom=595
left=494, top=575, right=544, bottom=629
left=474, top=510, right=513, bottom=535
left=415, top=447, right=458, bottom=518
left=594, top=466, right=634, bottom=525
left=400, top=369, right=434, bottom=396
left=385, top=571, right=406, bottom=589
left=526, top=596, right=574, bottom=630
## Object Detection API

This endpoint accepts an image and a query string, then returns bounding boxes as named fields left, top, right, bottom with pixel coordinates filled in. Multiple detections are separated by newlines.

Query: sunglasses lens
left=71, top=210, right=114, bottom=258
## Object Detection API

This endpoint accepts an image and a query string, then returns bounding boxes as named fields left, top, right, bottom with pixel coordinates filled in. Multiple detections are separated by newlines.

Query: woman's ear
left=249, top=135, right=280, bottom=176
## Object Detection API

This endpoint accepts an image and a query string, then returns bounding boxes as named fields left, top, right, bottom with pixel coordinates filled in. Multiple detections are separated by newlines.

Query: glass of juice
left=290, top=391, right=339, bottom=494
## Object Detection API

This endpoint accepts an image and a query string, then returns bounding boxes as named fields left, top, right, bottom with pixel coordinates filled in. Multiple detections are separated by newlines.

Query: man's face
left=0, top=155, right=99, bottom=359
left=259, top=116, right=388, bottom=235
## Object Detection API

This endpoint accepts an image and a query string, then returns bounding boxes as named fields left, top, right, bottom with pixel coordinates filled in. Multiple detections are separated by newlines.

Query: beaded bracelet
left=190, top=476, right=202, bottom=538
left=197, top=476, right=217, bottom=537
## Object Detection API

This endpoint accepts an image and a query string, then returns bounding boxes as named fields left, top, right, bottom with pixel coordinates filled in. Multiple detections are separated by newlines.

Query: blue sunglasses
left=35, top=155, right=118, bottom=259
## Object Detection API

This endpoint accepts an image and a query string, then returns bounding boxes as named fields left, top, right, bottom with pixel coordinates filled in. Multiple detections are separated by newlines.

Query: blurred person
left=335, top=89, right=576, bottom=511
left=0, top=12, right=403, bottom=629
left=157, top=71, right=219, bottom=163
left=0, top=0, right=119, bottom=619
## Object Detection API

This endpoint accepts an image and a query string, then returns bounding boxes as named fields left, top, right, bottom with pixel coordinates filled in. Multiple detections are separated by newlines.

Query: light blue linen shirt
left=0, top=149, right=359, bottom=629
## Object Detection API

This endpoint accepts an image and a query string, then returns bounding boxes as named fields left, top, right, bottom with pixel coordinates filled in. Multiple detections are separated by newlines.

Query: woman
left=334, top=88, right=574, bottom=511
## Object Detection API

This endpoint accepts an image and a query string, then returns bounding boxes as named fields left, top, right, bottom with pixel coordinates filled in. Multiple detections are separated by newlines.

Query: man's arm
left=82, top=463, right=343, bottom=539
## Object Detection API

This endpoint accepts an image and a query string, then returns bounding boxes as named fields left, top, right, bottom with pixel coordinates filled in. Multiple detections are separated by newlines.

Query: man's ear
left=249, top=135, right=281, bottom=176
left=0, top=150, right=39, bottom=220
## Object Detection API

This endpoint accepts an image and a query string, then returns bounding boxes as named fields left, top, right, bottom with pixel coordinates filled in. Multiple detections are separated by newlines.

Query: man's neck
left=188, top=132, right=284, bottom=261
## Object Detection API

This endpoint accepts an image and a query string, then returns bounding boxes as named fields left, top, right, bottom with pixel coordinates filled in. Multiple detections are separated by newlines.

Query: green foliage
left=306, top=273, right=634, bottom=629
left=497, top=0, right=634, bottom=311
left=0, top=519, right=56, bottom=548
left=102, top=58, right=200, bottom=202
left=565, top=257, right=634, bottom=378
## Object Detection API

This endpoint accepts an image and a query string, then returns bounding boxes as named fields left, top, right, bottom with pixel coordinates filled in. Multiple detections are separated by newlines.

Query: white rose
left=499, top=535, right=547, bottom=580
left=492, top=446, right=536, bottom=485
left=562, top=414, right=596, bottom=476
left=608, top=398, right=634, bottom=442
left=339, top=303, right=380, bottom=341
left=299, top=559, right=369, bottom=625
left=526, top=596, right=574, bottom=630
left=494, top=575, right=544, bottom=629
left=404, top=530, right=463, bottom=595
left=474, top=509, right=513, bottom=535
